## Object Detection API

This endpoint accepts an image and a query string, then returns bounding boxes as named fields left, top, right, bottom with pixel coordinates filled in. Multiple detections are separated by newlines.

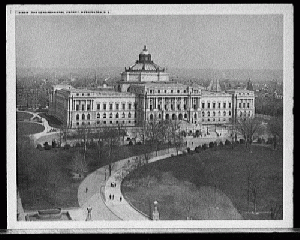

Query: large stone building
left=49, top=46, right=255, bottom=129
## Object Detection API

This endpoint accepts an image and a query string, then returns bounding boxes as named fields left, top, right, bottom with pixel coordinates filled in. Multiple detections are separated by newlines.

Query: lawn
left=17, top=122, right=45, bottom=136
left=121, top=144, right=283, bottom=220
left=17, top=112, right=33, bottom=121
left=17, top=140, right=170, bottom=211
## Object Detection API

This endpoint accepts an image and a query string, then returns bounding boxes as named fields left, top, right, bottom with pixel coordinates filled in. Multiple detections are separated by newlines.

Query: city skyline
left=16, top=14, right=283, bottom=71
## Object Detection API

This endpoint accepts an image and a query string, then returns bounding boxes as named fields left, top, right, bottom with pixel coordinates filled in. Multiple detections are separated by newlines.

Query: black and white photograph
left=6, top=4, right=293, bottom=232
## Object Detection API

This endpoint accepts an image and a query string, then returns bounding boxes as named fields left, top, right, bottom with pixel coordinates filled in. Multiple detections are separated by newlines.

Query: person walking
left=109, top=194, right=111, bottom=200
left=86, top=207, right=92, bottom=221
left=112, top=194, right=114, bottom=200
left=120, top=196, right=122, bottom=202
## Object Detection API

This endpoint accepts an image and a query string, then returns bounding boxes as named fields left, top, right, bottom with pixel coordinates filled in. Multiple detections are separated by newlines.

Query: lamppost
left=152, top=200, right=159, bottom=220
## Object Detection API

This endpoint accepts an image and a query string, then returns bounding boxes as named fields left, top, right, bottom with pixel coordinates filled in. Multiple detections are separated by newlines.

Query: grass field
left=17, top=122, right=45, bottom=136
left=17, top=112, right=33, bottom=121
left=17, top=141, right=168, bottom=211
left=121, top=144, right=283, bottom=220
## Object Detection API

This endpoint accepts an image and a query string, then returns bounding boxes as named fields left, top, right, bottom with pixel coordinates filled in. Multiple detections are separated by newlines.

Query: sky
left=15, top=14, right=283, bottom=70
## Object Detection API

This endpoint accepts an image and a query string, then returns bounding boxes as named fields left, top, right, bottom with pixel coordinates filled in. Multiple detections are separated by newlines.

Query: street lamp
left=152, top=200, right=159, bottom=220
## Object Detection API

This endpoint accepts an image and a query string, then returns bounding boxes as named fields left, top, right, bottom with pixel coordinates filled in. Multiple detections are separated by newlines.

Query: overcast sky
left=15, top=14, right=283, bottom=70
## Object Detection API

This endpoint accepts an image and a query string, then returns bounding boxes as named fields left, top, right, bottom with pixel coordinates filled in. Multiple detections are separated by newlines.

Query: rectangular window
left=116, top=103, right=119, bottom=110
left=82, top=105, right=85, bottom=111
left=202, top=103, right=205, bottom=108
left=207, top=103, right=210, bottom=108
left=109, top=104, right=113, bottom=110
left=239, top=103, right=241, bottom=108
left=97, top=104, right=100, bottom=110
left=103, top=121, right=106, bottom=124
left=122, top=103, right=125, bottom=110
left=223, top=103, right=226, bottom=108
left=243, top=103, right=246, bottom=108
left=76, top=105, right=79, bottom=111
left=247, top=103, right=250, bottom=108
left=128, top=103, right=132, bottom=110
left=218, top=103, right=221, bottom=108
left=103, top=104, right=106, bottom=110
left=213, top=103, right=216, bottom=108
left=87, top=104, right=90, bottom=110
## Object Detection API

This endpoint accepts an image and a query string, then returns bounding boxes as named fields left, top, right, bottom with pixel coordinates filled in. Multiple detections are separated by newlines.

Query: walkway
left=75, top=148, right=180, bottom=221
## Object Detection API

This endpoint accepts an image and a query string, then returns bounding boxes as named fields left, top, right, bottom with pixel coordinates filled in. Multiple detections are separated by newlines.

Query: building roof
left=125, top=46, right=166, bottom=72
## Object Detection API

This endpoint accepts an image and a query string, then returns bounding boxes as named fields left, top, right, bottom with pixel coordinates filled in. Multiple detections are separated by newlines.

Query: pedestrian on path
left=120, top=196, right=122, bottom=202
left=112, top=194, right=114, bottom=200
left=86, top=187, right=88, bottom=193
left=109, top=194, right=111, bottom=200
left=86, top=207, right=92, bottom=221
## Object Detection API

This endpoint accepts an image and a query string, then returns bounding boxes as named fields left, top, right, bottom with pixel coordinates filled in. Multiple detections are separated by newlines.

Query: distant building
left=49, top=46, right=255, bottom=129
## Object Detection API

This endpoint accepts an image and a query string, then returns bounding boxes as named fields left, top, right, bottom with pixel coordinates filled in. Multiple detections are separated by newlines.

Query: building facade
left=49, top=46, right=255, bottom=129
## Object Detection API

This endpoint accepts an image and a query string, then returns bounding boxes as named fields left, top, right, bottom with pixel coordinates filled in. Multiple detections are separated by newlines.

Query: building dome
left=125, top=46, right=165, bottom=72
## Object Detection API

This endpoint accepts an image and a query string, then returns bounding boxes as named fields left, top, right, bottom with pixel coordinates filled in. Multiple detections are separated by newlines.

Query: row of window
left=75, top=120, right=135, bottom=126
left=201, top=102, right=231, bottom=109
left=149, top=89, right=188, bottom=94
left=76, top=112, right=135, bottom=120
left=75, top=102, right=134, bottom=111
left=238, top=102, right=252, bottom=108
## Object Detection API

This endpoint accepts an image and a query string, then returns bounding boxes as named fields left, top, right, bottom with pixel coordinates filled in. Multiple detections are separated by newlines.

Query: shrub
left=239, top=139, right=245, bottom=144
left=195, top=146, right=201, bottom=153
left=209, top=142, right=214, bottom=148
left=257, top=138, right=262, bottom=144
left=44, top=144, right=52, bottom=150
left=214, top=141, right=218, bottom=147
left=136, top=141, right=142, bottom=145
left=187, top=147, right=191, bottom=153
left=267, top=138, right=274, bottom=144
left=219, top=141, right=224, bottom=147
left=64, top=144, right=70, bottom=150
left=225, top=139, right=231, bottom=146
left=52, top=141, right=57, bottom=148
left=202, top=144, right=207, bottom=150
left=36, top=144, right=43, bottom=151
left=75, top=142, right=81, bottom=148
left=129, top=140, right=133, bottom=146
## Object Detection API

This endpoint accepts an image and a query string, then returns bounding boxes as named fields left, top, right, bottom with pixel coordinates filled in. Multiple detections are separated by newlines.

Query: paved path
left=103, top=149, right=180, bottom=220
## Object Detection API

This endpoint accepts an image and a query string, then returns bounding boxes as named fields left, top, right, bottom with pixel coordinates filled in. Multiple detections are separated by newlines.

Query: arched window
left=122, top=112, right=125, bottom=118
left=76, top=114, right=79, bottom=120
left=194, top=113, right=197, bottom=119
left=158, top=114, right=161, bottom=119
left=184, top=113, right=187, bottom=119
left=82, top=114, right=85, bottom=120
left=87, top=114, right=90, bottom=120
left=223, top=111, right=226, bottom=116
left=150, top=114, right=154, bottom=120
left=172, top=114, right=176, bottom=120
left=116, top=113, right=119, bottom=118
left=218, top=111, right=221, bottom=116
left=128, top=112, right=131, bottom=118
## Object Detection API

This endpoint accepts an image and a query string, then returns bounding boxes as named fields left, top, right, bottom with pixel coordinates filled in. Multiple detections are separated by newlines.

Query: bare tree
left=101, top=127, right=120, bottom=176
left=268, top=116, right=283, bottom=150
left=144, top=118, right=163, bottom=156
left=245, top=162, right=261, bottom=213
left=236, top=117, right=261, bottom=152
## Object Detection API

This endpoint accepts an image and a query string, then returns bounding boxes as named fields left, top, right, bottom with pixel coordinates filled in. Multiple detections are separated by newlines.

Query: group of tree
left=138, top=118, right=185, bottom=156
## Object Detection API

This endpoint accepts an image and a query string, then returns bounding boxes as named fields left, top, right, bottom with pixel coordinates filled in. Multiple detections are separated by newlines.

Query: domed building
left=120, top=45, right=169, bottom=83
